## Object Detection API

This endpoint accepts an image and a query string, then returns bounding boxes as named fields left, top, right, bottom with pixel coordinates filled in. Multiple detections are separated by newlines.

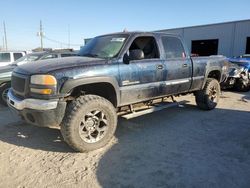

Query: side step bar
left=121, top=100, right=188, bottom=120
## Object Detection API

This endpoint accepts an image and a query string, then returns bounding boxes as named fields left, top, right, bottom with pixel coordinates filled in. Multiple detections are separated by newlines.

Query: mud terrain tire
left=195, top=78, right=220, bottom=110
left=60, top=95, right=117, bottom=152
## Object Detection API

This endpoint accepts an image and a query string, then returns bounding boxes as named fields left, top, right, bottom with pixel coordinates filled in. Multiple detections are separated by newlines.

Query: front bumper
left=7, top=89, right=66, bottom=127
left=7, top=89, right=58, bottom=110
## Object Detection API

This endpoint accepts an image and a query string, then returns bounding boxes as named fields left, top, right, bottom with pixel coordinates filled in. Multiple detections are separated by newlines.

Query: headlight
left=30, top=75, right=57, bottom=95
left=31, top=75, right=57, bottom=85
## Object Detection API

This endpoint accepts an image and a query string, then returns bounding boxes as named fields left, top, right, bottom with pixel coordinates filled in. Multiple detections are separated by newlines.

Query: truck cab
left=116, top=32, right=193, bottom=105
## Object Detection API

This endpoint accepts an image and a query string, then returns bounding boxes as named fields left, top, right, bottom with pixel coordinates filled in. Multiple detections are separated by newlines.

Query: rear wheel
left=0, top=82, right=11, bottom=106
left=60, top=95, right=117, bottom=152
left=195, top=78, right=220, bottom=110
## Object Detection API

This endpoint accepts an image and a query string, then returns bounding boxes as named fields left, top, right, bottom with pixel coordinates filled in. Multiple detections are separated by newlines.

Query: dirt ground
left=0, top=91, right=250, bottom=188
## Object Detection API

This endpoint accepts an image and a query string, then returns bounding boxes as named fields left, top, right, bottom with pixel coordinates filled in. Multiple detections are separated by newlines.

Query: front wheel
left=195, top=78, right=220, bottom=110
left=60, top=95, right=117, bottom=152
left=0, top=82, right=11, bottom=106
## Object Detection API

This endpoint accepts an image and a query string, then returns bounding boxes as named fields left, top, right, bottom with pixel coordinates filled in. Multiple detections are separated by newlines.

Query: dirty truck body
left=7, top=32, right=227, bottom=152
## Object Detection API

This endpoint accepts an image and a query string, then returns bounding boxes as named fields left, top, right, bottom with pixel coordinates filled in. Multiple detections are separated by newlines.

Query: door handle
left=157, top=64, right=163, bottom=70
left=182, top=63, right=188, bottom=68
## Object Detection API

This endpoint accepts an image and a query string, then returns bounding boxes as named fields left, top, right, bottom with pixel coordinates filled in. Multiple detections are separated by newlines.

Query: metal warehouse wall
left=157, top=20, right=250, bottom=57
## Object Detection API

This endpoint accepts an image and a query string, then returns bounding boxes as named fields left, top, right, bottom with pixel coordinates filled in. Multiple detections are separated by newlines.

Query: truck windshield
left=79, top=34, right=129, bottom=59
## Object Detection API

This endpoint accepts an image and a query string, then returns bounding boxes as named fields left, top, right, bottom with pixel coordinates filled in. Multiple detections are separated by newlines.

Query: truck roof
left=99, top=31, right=181, bottom=38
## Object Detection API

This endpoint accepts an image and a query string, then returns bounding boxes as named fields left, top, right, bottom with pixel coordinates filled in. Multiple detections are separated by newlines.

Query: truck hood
left=14, top=56, right=108, bottom=75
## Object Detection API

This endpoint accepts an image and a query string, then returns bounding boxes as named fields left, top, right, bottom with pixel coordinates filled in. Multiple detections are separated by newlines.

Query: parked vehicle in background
left=0, top=50, right=77, bottom=106
left=222, top=55, right=250, bottom=91
left=15, top=50, right=77, bottom=65
left=0, top=51, right=26, bottom=67
left=0, top=65, right=13, bottom=105
left=14, top=52, right=48, bottom=66
left=7, top=31, right=228, bottom=152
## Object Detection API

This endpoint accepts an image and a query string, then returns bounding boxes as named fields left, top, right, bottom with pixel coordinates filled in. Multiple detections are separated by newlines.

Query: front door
left=119, top=36, right=165, bottom=105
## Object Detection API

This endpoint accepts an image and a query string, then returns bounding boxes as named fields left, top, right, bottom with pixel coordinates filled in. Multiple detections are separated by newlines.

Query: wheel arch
left=202, top=68, right=222, bottom=89
left=61, top=77, right=120, bottom=107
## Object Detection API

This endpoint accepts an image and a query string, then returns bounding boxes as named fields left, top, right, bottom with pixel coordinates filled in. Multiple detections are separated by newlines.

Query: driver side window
left=128, top=36, right=160, bottom=60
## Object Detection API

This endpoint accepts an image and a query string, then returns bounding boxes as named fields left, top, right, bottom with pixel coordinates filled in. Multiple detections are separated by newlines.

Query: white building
left=157, top=19, right=250, bottom=57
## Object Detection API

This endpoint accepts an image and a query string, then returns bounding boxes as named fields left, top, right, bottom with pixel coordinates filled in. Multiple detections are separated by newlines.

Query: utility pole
left=39, top=20, right=44, bottom=50
left=3, top=21, right=8, bottom=51
left=37, top=20, right=44, bottom=51
left=2, top=36, right=5, bottom=50
left=68, top=24, right=70, bottom=49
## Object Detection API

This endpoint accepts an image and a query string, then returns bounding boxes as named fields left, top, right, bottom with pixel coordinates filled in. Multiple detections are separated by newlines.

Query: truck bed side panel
left=190, top=56, right=226, bottom=91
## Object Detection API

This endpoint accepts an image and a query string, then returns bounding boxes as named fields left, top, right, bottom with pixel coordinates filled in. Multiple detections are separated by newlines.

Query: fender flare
left=60, top=76, right=121, bottom=106
left=202, top=67, right=222, bottom=88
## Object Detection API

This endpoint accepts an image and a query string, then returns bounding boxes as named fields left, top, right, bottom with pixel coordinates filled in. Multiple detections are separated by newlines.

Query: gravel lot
left=0, top=91, right=250, bottom=188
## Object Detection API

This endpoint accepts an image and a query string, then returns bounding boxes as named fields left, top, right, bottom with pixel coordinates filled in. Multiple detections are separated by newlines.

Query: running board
left=121, top=100, right=188, bottom=119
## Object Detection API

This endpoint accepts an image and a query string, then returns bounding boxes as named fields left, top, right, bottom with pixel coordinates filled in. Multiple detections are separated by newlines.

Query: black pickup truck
left=7, top=32, right=228, bottom=152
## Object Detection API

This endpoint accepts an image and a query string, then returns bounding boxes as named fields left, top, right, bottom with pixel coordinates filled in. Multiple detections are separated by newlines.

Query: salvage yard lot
left=0, top=91, right=250, bottom=188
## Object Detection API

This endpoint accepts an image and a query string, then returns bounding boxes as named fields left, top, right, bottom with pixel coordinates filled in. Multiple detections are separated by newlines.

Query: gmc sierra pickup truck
left=7, top=32, right=228, bottom=152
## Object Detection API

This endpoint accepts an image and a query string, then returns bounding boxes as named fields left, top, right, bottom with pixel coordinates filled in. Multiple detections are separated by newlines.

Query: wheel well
left=208, top=70, right=221, bottom=81
left=0, top=81, right=11, bottom=87
left=70, top=82, right=117, bottom=107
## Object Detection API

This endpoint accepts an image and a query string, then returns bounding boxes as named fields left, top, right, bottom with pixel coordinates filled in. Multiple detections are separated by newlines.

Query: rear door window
left=0, top=53, right=11, bottom=62
left=161, top=36, right=186, bottom=59
left=14, top=53, right=23, bottom=61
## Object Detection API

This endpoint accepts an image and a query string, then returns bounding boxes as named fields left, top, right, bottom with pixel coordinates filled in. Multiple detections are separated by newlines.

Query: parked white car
left=0, top=51, right=26, bottom=67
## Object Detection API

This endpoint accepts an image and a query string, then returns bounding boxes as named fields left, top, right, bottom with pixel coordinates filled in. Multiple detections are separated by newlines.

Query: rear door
left=160, top=36, right=192, bottom=94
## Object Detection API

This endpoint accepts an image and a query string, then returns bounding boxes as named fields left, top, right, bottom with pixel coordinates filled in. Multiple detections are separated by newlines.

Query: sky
left=0, top=0, right=249, bottom=50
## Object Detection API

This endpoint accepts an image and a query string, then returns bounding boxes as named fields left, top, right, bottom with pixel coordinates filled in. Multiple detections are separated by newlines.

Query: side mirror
left=123, top=49, right=144, bottom=64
